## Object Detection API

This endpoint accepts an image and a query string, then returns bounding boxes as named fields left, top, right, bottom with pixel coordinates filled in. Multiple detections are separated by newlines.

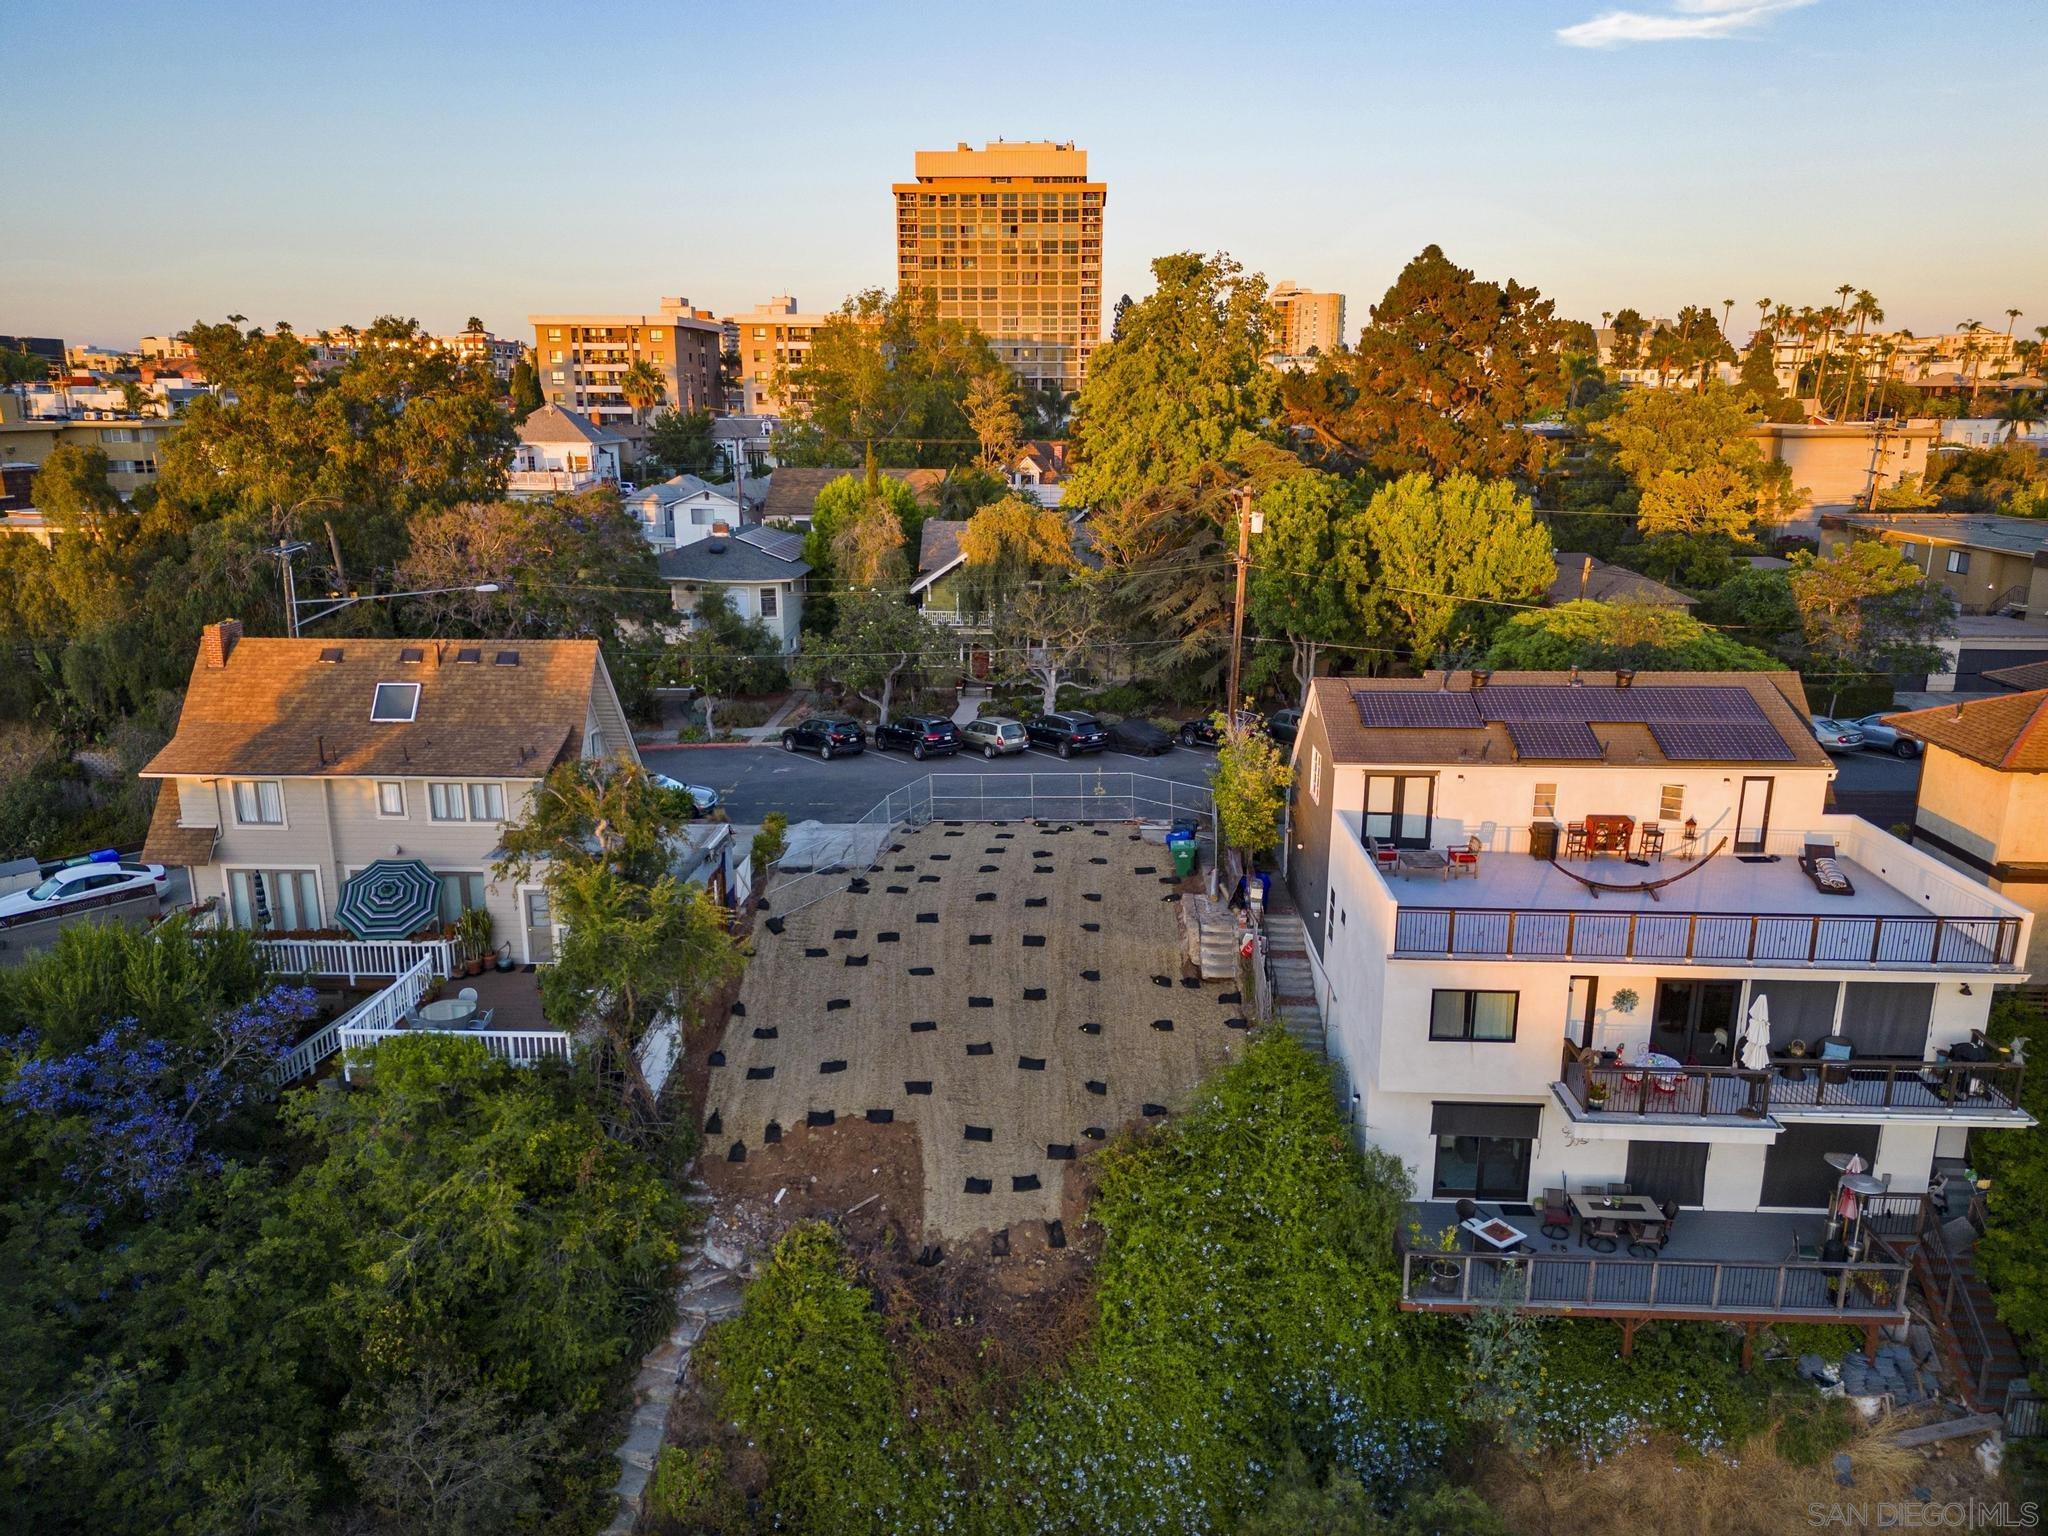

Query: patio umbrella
left=1740, top=993, right=1772, bottom=1072
left=335, top=858, right=441, bottom=940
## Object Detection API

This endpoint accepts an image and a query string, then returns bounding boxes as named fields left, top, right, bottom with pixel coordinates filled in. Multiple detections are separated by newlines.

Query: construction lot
left=700, top=819, right=1247, bottom=1240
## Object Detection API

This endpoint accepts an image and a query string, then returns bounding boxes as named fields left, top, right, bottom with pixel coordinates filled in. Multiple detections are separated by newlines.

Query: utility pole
left=268, top=541, right=311, bottom=638
left=1225, top=484, right=1261, bottom=722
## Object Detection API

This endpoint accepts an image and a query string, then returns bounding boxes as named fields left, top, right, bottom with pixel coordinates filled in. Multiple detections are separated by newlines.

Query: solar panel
left=1353, top=691, right=1483, bottom=728
left=1649, top=721, right=1795, bottom=762
left=1507, top=721, right=1603, bottom=759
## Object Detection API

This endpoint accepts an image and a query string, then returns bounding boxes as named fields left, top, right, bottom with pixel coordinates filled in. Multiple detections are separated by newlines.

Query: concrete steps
left=1259, top=908, right=1326, bottom=1057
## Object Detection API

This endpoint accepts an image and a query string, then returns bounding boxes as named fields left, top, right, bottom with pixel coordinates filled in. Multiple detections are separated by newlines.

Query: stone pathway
left=601, top=1196, right=746, bottom=1535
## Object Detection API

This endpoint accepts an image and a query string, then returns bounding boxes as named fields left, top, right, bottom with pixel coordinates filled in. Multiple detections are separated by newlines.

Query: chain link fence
left=858, top=771, right=1216, bottom=852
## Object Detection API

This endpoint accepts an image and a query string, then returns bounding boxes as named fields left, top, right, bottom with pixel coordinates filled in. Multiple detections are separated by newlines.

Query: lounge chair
left=1799, top=839, right=1855, bottom=896
left=1447, top=836, right=1481, bottom=879
left=1367, top=836, right=1400, bottom=877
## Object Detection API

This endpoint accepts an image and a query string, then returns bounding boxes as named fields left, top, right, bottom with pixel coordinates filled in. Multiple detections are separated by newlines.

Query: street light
left=267, top=541, right=502, bottom=636
left=1225, top=484, right=1263, bottom=725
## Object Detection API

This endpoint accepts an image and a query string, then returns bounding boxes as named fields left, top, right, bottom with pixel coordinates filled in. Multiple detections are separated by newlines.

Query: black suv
left=873, top=714, right=960, bottom=759
left=781, top=715, right=866, bottom=759
left=1025, top=711, right=1109, bottom=758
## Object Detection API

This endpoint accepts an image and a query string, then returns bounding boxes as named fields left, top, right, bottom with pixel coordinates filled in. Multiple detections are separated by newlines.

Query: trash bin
left=1171, top=839, right=1198, bottom=878
left=1169, top=818, right=1200, bottom=845
left=1529, top=820, right=1560, bottom=861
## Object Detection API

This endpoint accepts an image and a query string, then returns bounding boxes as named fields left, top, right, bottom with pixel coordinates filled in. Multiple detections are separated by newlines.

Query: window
left=375, top=781, right=406, bottom=817
left=435, top=872, right=488, bottom=925
left=759, top=586, right=779, bottom=618
left=232, top=780, right=284, bottom=826
left=428, top=782, right=467, bottom=821
left=467, top=783, right=505, bottom=822
left=1308, top=746, right=1323, bottom=806
left=650, top=328, right=665, bottom=341
left=370, top=682, right=420, bottom=722
left=1533, top=782, right=1556, bottom=819
left=1946, top=549, right=1970, bottom=574
left=1660, top=783, right=1684, bottom=820
left=227, top=869, right=319, bottom=931
left=1429, top=989, right=1519, bottom=1042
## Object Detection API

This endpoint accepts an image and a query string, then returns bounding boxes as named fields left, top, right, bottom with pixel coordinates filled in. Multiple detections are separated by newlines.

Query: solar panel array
left=1350, top=683, right=1796, bottom=763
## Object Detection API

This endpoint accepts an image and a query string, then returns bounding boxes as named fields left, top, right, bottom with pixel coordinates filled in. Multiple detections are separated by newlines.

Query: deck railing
left=340, top=1024, right=573, bottom=1077
left=1401, top=1246, right=1911, bottom=1319
left=1559, top=1054, right=2026, bottom=1119
left=1393, top=906, right=2022, bottom=970
left=256, top=935, right=462, bottom=984
left=268, top=954, right=436, bottom=1086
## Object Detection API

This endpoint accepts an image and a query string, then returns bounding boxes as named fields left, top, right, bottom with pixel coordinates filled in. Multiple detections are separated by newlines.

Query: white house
left=625, top=474, right=762, bottom=549
left=508, top=404, right=624, bottom=498
left=657, top=524, right=808, bottom=654
left=1285, top=670, right=2032, bottom=1239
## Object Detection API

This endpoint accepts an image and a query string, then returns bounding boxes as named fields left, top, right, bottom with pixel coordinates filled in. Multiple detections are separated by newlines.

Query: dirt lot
left=698, top=818, right=1244, bottom=1241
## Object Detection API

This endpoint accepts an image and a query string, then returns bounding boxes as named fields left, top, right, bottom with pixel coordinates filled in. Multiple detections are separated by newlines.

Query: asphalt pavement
left=640, top=737, right=1221, bottom=825
left=1828, top=741, right=1923, bottom=829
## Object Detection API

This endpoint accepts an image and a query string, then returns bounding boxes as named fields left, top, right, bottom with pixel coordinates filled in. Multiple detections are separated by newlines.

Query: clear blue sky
left=11, top=0, right=2045, bottom=347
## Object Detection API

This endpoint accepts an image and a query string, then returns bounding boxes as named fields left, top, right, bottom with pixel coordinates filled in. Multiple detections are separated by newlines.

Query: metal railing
left=1401, top=1245, right=1912, bottom=1319
left=1393, top=906, right=2022, bottom=970
left=1559, top=1055, right=2028, bottom=1119
left=923, top=771, right=1215, bottom=843
left=256, top=935, right=462, bottom=984
left=1913, top=1201, right=2008, bottom=1410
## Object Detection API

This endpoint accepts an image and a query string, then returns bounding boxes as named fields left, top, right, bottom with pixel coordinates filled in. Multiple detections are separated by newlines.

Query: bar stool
left=1638, top=823, right=1665, bottom=862
left=1565, top=823, right=1589, bottom=859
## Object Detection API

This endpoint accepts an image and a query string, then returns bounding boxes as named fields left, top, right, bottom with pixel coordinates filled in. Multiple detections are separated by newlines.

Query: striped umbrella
left=335, top=858, right=441, bottom=940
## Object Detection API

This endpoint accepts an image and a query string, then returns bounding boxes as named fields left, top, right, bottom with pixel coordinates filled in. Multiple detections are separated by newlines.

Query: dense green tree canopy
left=1486, top=599, right=1779, bottom=672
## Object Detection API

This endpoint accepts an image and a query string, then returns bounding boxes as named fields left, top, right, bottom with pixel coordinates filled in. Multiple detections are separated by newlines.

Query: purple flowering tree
left=4, top=982, right=318, bottom=1218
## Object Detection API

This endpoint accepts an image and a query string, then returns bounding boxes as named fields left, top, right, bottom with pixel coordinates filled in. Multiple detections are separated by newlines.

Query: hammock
left=1546, top=837, right=1729, bottom=900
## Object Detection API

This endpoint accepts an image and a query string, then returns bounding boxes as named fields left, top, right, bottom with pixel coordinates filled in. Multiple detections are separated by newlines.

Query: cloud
left=1557, top=0, right=1818, bottom=48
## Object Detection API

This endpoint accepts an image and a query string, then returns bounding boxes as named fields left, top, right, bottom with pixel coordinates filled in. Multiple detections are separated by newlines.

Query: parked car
left=872, top=714, right=961, bottom=759
left=0, top=859, right=167, bottom=924
left=1179, top=710, right=1296, bottom=749
left=781, top=715, right=867, bottom=759
left=1848, top=712, right=1920, bottom=759
left=1267, top=708, right=1302, bottom=748
left=1810, top=716, right=1867, bottom=754
left=1026, top=711, right=1109, bottom=758
left=960, top=717, right=1029, bottom=758
left=1107, top=717, right=1174, bottom=756
left=649, top=774, right=721, bottom=813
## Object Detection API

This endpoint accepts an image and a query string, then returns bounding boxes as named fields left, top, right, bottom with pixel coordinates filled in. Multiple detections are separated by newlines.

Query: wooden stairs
left=1261, top=896, right=1326, bottom=1059
left=1915, top=1216, right=2028, bottom=1414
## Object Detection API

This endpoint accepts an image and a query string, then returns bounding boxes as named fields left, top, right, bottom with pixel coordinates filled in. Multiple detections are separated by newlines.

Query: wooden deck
left=425, top=968, right=550, bottom=1031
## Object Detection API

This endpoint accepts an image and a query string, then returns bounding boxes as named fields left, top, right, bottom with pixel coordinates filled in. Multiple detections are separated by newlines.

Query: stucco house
left=657, top=525, right=808, bottom=653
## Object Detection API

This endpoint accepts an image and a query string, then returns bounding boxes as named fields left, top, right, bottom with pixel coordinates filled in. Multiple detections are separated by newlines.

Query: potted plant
left=1408, top=1220, right=1464, bottom=1295
left=1586, top=1079, right=1612, bottom=1108
left=454, top=908, right=494, bottom=975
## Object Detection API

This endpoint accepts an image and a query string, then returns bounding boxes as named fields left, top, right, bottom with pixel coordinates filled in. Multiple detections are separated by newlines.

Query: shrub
left=751, top=811, right=788, bottom=873
left=1772, top=1393, right=1855, bottom=1468
left=645, top=1445, right=736, bottom=1531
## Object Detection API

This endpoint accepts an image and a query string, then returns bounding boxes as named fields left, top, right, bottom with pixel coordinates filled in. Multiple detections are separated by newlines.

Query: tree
left=649, top=406, right=716, bottom=474
left=795, top=593, right=947, bottom=726
left=803, top=472, right=925, bottom=596
left=1287, top=245, right=1565, bottom=481
left=1738, top=331, right=1805, bottom=423
left=1063, top=252, right=1280, bottom=510
left=618, top=357, right=665, bottom=424
left=508, top=357, right=543, bottom=420
left=0, top=344, right=50, bottom=388
left=333, top=1365, right=559, bottom=1536
left=1339, top=472, right=1554, bottom=661
left=1789, top=539, right=1957, bottom=710
left=1109, top=293, right=1133, bottom=341
left=831, top=496, right=909, bottom=587
left=1212, top=713, right=1292, bottom=860
left=30, top=444, right=127, bottom=547
left=1608, top=308, right=1648, bottom=370
left=1592, top=383, right=1803, bottom=543
left=1999, top=390, right=2044, bottom=444
left=666, top=588, right=784, bottom=736
left=993, top=580, right=1107, bottom=713
left=1245, top=469, right=1366, bottom=698
left=957, top=493, right=1078, bottom=616
left=1486, top=600, right=1780, bottom=672
left=964, top=370, right=1022, bottom=471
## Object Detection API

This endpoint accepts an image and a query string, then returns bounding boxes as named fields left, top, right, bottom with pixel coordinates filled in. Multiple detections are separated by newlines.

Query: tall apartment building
left=894, top=141, right=1105, bottom=397
left=1268, top=281, right=1347, bottom=360
left=528, top=299, right=724, bottom=424
left=730, top=296, right=828, bottom=417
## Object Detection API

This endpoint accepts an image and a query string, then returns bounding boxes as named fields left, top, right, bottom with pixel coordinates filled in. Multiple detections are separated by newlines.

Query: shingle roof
left=1546, top=553, right=1695, bottom=609
left=658, top=525, right=810, bottom=584
left=516, top=403, right=625, bottom=447
left=140, top=783, right=218, bottom=867
left=1886, top=690, right=2048, bottom=772
left=1982, top=660, right=2048, bottom=693
left=141, top=633, right=609, bottom=780
left=1822, top=510, right=2048, bottom=557
left=1308, top=670, right=1827, bottom=768
left=759, top=466, right=944, bottom=524
left=915, top=519, right=968, bottom=582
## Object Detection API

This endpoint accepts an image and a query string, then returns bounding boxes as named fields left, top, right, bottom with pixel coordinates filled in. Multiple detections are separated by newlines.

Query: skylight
left=370, top=682, right=421, bottom=722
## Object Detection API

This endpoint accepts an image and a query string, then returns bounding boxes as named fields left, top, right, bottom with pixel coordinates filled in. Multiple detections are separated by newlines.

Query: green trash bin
left=1170, top=839, right=1197, bottom=878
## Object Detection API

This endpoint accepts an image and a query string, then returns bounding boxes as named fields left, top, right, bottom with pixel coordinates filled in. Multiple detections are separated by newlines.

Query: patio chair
left=1446, top=835, right=1481, bottom=879
left=1580, top=1214, right=1620, bottom=1253
left=1607, top=1183, right=1632, bottom=1198
left=1637, top=823, right=1665, bottom=862
left=1627, top=1200, right=1679, bottom=1259
left=458, top=985, right=479, bottom=1002
left=471, top=1008, right=494, bottom=1030
left=1366, top=837, right=1400, bottom=877
left=1540, top=1188, right=1571, bottom=1240
left=1565, top=823, right=1589, bottom=859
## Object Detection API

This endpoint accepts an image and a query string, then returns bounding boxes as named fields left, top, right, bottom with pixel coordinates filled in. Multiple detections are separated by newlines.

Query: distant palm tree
left=1722, top=298, right=1736, bottom=336
left=1755, top=297, right=1772, bottom=345
left=1999, top=390, right=2043, bottom=443
left=1958, top=319, right=1989, bottom=413
left=619, top=358, right=665, bottom=425
left=1844, top=290, right=1883, bottom=418
left=2006, top=308, right=2024, bottom=338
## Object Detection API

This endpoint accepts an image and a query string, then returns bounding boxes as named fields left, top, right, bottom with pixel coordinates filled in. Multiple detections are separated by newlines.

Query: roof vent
left=455, top=646, right=482, bottom=664
left=1615, top=668, right=1636, bottom=690
left=1470, top=668, right=1491, bottom=692
left=399, top=646, right=425, bottom=664
left=1568, top=666, right=1583, bottom=687
left=318, top=646, right=344, bottom=664
left=494, top=650, right=520, bottom=667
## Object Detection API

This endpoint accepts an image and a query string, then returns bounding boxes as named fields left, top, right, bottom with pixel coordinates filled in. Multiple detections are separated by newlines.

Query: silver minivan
left=960, top=716, right=1029, bottom=758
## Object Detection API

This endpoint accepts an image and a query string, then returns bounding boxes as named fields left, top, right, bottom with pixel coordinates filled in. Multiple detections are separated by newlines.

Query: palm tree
left=1958, top=319, right=1988, bottom=413
left=1844, top=290, right=1883, bottom=418
left=618, top=358, right=665, bottom=425
left=2006, top=308, right=2024, bottom=338
left=1812, top=305, right=1845, bottom=417
left=1999, top=390, right=2043, bottom=443
left=1563, top=350, right=1603, bottom=409
left=1754, top=297, right=1772, bottom=346
left=1722, top=298, right=1736, bottom=337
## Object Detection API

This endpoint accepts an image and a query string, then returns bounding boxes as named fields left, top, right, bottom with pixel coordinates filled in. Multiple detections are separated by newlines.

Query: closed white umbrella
left=1741, top=992, right=1772, bottom=1072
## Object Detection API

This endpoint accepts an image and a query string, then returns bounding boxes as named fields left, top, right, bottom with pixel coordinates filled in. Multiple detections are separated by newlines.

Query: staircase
left=1261, top=903, right=1326, bottom=1058
left=1914, top=1213, right=2028, bottom=1413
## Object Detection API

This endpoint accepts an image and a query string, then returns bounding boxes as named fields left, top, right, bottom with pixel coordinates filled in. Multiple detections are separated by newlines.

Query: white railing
left=256, top=936, right=460, bottom=984
left=507, top=468, right=610, bottom=494
left=269, top=954, right=435, bottom=1086
left=340, top=1024, right=573, bottom=1077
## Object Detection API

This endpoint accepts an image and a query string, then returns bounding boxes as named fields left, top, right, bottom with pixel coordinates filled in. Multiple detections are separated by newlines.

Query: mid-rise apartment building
left=894, top=141, right=1105, bottom=397
left=729, top=296, right=826, bottom=417
left=432, top=326, right=522, bottom=381
left=1267, top=281, right=1347, bottom=361
left=529, top=299, right=724, bottom=423
left=0, top=393, right=167, bottom=496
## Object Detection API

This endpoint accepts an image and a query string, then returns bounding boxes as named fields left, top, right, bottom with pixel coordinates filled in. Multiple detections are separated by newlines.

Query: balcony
left=508, top=468, right=612, bottom=495
left=1383, top=820, right=2024, bottom=972
left=1555, top=1050, right=2031, bottom=1128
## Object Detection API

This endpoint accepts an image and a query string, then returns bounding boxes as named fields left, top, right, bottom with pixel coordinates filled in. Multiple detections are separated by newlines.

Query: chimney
left=710, top=520, right=731, bottom=536
left=200, top=619, right=243, bottom=669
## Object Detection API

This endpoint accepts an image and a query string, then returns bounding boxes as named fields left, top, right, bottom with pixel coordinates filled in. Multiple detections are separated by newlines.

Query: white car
left=0, top=861, right=167, bottom=924
left=650, top=773, right=721, bottom=814
left=1810, top=717, right=1867, bottom=754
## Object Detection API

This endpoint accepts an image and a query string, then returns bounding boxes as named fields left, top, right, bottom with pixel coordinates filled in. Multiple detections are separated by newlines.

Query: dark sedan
left=781, top=715, right=867, bottom=759
left=1180, top=709, right=1299, bottom=749
left=1107, top=717, right=1174, bottom=756
left=1025, top=711, right=1109, bottom=758
left=873, top=714, right=961, bottom=759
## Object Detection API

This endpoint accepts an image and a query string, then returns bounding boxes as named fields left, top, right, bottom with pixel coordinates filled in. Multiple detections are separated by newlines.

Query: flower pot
left=1428, top=1259, right=1461, bottom=1295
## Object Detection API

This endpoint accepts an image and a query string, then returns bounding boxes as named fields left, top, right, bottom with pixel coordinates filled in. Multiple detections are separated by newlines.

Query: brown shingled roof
left=141, top=631, right=608, bottom=780
left=139, top=784, right=217, bottom=868
left=1982, top=660, right=2048, bottom=694
left=759, top=465, right=944, bottom=524
left=1886, top=690, right=2048, bottom=773
left=1307, top=670, right=1828, bottom=768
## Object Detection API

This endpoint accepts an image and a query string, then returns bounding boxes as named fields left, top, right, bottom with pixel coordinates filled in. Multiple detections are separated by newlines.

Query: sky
left=10, top=0, right=2046, bottom=348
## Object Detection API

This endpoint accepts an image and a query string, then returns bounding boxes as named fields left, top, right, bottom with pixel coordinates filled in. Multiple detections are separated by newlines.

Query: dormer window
left=370, top=682, right=420, bottom=722
left=494, top=651, right=519, bottom=667
left=455, top=647, right=482, bottom=664
left=399, top=646, right=425, bottom=664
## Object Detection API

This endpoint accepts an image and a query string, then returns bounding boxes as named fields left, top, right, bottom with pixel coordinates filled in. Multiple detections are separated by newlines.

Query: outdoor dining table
left=1569, top=1192, right=1665, bottom=1229
left=416, top=997, right=477, bottom=1027
left=1396, top=849, right=1449, bottom=880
